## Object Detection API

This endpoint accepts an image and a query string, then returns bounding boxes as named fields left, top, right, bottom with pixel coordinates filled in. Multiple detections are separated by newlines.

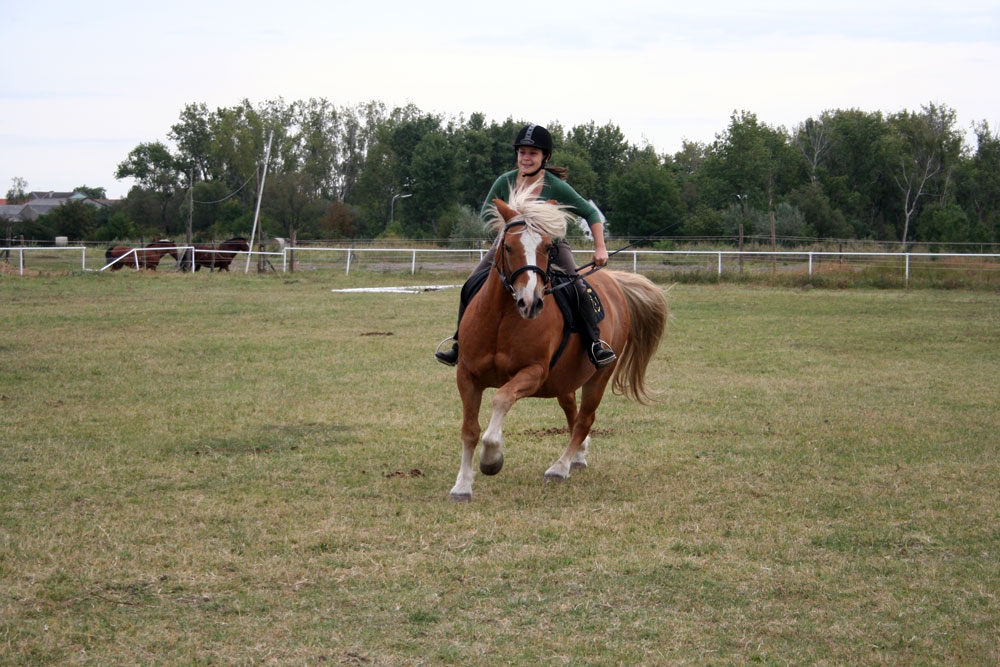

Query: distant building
left=0, top=191, right=117, bottom=223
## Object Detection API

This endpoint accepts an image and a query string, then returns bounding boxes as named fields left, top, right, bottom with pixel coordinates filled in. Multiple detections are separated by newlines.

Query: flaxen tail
left=608, top=271, right=668, bottom=404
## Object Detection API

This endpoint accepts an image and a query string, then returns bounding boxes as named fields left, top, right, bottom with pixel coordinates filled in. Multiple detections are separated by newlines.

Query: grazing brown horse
left=104, top=240, right=178, bottom=271
left=178, top=237, right=250, bottom=272
left=449, top=184, right=668, bottom=502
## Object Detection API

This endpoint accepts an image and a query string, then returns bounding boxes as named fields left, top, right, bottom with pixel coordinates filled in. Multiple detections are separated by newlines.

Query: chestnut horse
left=449, top=185, right=668, bottom=502
left=178, top=237, right=250, bottom=272
left=104, top=240, right=178, bottom=271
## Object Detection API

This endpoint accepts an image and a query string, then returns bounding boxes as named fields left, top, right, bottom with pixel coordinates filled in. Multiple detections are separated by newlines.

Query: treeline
left=13, top=99, right=1000, bottom=248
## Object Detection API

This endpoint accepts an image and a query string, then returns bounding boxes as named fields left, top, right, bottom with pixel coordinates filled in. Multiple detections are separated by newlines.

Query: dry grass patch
left=2, top=273, right=998, bottom=664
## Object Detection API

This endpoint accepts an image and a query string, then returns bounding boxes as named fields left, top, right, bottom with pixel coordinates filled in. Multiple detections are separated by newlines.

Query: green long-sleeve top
left=481, top=170, right=603, bottom=227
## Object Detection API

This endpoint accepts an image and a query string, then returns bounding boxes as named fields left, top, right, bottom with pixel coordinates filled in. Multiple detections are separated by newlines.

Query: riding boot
left=434, top=285, right=470, bottom=366
left=576, top=282, right=617, bottom=368
left=435, top=337, right=459, bottom=366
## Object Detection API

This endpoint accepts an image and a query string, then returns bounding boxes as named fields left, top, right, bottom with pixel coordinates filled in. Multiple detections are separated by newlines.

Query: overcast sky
left=3, top=0, right=998, bottom=198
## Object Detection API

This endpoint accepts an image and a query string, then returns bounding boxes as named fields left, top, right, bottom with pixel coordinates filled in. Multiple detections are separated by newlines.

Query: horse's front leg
left=480, top=365, right=547, bottom=476
left=450, top=373, right=483, bottom=502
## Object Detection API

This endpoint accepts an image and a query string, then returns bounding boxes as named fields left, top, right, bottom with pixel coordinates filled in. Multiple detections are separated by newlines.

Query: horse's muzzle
left=516, top=292, right=545, bottom=319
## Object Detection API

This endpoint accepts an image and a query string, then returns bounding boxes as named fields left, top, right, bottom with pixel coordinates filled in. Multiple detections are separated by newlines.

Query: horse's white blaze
left=513, top=228, right=544, bottom=315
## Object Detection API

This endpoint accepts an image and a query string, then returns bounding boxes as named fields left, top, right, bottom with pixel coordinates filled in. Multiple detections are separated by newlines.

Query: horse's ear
left=493, top=199, right=517, bottom=223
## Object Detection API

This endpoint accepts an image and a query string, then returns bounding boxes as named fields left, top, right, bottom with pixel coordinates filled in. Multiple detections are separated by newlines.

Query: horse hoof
left=449, top=492, right=472, bottom=503
left=570, top=461, right=589, bottom=471
left=479, top=456, right=504, bottom=476
left=544, top=473, right=568, bottom=483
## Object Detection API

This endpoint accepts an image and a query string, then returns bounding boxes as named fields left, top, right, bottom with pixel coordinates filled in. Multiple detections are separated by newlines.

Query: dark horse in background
left=104, top=240, right=178, bottom=271
left=178, top=238, right=250, bottom=272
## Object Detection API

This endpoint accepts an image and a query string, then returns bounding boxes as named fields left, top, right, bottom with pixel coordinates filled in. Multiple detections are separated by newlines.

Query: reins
left=547, top=221, right=681, bottom=295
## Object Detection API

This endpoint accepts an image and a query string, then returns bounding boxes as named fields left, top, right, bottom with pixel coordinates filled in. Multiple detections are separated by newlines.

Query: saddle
left=462, top=269, right=604, bottom=368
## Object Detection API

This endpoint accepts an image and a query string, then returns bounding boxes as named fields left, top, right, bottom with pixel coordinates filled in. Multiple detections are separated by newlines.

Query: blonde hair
left=483, top=180, right=571, bottom=240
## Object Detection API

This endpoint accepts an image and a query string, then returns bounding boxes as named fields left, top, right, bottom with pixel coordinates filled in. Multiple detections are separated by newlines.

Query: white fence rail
left=285, top=246, right=1000, bottom=285
left=4, top=245, right=1000, bottom=285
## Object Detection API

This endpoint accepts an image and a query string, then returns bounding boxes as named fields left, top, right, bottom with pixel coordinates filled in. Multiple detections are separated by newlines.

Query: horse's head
left=152, top=239, right=178, bottom=259
left=486, top=183, right=570, bottom=320
left=224, top=238, right=250, bottom=252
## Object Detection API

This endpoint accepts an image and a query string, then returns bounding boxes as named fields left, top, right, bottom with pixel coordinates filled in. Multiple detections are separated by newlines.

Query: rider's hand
left=593, top=247, right=609, bottom=268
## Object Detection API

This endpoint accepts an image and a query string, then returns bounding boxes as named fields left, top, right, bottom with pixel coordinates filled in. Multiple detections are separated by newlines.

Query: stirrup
left=435, top=337, right=459, bottom=366
left=590, top=340, right=617, bottom=368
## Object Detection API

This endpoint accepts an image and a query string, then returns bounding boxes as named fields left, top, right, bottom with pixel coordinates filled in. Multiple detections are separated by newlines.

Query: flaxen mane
left=483, top=180, right=571, bottom=240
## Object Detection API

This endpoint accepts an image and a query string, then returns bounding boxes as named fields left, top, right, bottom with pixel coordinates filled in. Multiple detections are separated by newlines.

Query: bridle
left=494, top=220, right=551, bottom=299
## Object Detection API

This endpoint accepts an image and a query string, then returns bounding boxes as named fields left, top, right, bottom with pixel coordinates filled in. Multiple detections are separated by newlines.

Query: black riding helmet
left=513, top=124, right=553, bottom=160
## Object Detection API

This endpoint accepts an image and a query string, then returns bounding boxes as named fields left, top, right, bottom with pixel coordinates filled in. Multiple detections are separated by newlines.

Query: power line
left=191, top=170, right=257, bottom=205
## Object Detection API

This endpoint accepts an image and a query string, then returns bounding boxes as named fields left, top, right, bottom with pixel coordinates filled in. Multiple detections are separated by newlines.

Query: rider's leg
left=435, top=242, right=497, bottom=366
left=550, top=240, right=616, bottom=368
left=574, top=280, right=617, bottom=368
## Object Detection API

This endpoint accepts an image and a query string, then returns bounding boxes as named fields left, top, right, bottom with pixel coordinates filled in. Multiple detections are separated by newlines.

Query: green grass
left=2, top=271, right=999, bottom=664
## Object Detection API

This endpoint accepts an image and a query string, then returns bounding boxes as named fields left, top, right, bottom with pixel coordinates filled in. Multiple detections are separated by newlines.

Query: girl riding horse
left=435, top=124, right=616, bottom=369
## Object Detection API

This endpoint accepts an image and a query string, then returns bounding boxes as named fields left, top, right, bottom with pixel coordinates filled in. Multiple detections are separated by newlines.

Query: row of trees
left=11, top=98, right=1000, bottom=248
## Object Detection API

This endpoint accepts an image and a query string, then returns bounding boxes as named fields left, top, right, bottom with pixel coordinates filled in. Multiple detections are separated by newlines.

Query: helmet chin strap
left=522, top=158, right=548, bottom=178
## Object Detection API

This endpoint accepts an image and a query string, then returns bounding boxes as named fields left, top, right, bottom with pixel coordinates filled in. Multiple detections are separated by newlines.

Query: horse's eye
left=503, top=244, right=512, bottom=254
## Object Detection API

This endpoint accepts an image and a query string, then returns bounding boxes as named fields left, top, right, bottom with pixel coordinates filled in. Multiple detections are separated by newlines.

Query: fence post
left=345, top=249, right=352, bottom=275
left=411, top=250, right=417, bottom=275
left=808, top=252, right=813, bottom=277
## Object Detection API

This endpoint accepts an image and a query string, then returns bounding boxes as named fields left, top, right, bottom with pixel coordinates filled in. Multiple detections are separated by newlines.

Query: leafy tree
left=682, top=206, right=725, bottom=238
left=95, top=210, right=138, bottom=242
left=340, top=101, right=388, bottom=204
left=553, top=146, right=599, bottom=207
left=816, top=109, right=893, bottom=237
left=103, top=96, right=1000, bottom=248
left=565, top=121, right=629, bottom=210
left=351, top=134, right=397, bottom=237
left=186, top=180, right=235, bottom=236
left=786, top=185, right=851, bottom=239
left=916, top=202, right=974, bottom=245
left=956, top=121, right=1000, bottom=244
left=42, top=200, right=95, bottom=240
left=292, top=98, right=342, bottom=200
left=442, top=204, right=484, bottom=247
left=408, top=131, right=457, bottom=237
left=317, top=200, right=356, bottom=239
left=5, top=177, right=29, bottom=204
left=794, top=115, right=833, bottom=186
left=264, top=172, right=326, bottom=239
left=757, top=202, right=810, bottom=243
left=115, top=141, right=182, bottom=233
left=453, top=113, right=500, bottom=210
left=608, top=150, right=682, bottom=239
left=884, top=103, right=962, bottom=250
left=169, top=103, right=215, bottom=182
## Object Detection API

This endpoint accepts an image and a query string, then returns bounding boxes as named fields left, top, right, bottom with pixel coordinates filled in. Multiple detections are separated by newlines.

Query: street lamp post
left=390, top=193, right=412, bottom=225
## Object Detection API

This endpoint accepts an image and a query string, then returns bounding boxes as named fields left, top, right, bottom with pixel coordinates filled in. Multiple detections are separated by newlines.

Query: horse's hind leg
left=545, top=379, right=608, bottom=482
left=555, top=392, right=589, bottom=471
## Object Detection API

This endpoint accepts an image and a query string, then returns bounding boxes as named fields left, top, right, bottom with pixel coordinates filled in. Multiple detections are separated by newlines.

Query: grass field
left=2, top=271, right=999, bottom=665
